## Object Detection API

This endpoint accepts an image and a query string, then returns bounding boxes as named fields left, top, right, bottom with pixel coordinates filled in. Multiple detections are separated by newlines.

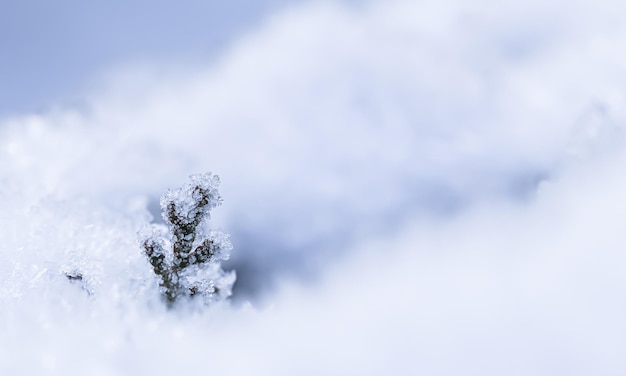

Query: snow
left=2, top=0, right=626, bottom=374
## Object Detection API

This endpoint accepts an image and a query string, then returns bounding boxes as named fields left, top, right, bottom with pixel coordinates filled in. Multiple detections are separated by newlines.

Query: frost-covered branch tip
left=141, top=173, right=235, bottom=307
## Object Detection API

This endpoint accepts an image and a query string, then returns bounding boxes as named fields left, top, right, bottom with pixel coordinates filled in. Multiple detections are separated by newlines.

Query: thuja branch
left=140, top=173, right=235, bottom=307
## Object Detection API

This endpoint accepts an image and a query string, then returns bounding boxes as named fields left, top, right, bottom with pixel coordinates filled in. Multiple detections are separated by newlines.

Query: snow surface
left=2, top=0, right=626, bottom=374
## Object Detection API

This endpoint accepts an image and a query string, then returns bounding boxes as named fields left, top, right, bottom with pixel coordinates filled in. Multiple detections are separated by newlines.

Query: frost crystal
left=140, top=173, right=234, bottom=307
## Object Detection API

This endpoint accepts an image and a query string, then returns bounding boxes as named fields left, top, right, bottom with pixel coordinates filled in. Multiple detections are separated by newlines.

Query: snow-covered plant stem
left=141, top=173, right=234, bottom=307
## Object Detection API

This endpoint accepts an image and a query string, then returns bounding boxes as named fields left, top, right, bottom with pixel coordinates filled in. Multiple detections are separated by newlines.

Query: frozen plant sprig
left=141, top=173, right=234, bottom=307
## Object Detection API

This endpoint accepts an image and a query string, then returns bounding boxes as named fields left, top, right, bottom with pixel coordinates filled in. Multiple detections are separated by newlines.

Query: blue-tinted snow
left=2, top=0, right=626, bottom=374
